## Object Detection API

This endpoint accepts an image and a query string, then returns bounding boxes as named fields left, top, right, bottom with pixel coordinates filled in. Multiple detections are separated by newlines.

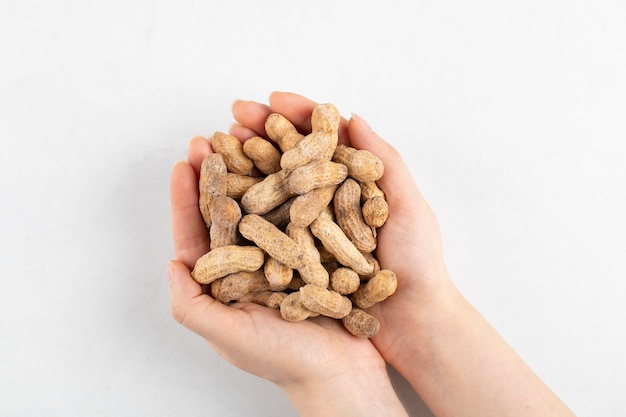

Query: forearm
left=387, top=284, right=575, bottom=417
left=281, top=363, right=409, bottom=417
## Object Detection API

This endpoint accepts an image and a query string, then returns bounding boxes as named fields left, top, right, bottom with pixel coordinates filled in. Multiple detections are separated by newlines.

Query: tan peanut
left=287, top=223, right=329, bottom=288
left=238, top=290, right=287, bottom=309
left=352, top=269, right=397, bottom=309
left=199, top=153, right=227, bottom=228
left=280, top=131, right=331, bottom=171
left=238, top=214, right=306, bottom=269
left=333, top=144, right=384, bottom=182
left=243, top=136, right=282, bottom=175
left=287, top=161, right=348, bottom=195
left=265, top=113, right=304, bottom=152
left=192, top=245, right=264, bottom=284
left=211, top=270, right=269, bottom=303
left=209, top=196, right=242, bottom=249
left=311, top=103, right=340, bottom=161
left=264, top=257, right=293, bottom=291
left=360, top=251, right=381, bottom=280
left=240, top=169, right=294, bottom=215
left=226, top=173, right=263, bottom=199
left=310, top=216, right=374, bottom=276
left=212, top=131, right=255, bottom=175
left=329, top=267, right=361, bottom=295
left=280, top=291, right=319, bottom=322
left=342, top=308, right=381, bottom=338
left=362, top=195, right=389, bottom=228
left=289, top=184, right=337, bottom=228
left=299, top=284, right=352, bottom=319
left=334, top=178, right=377, bottom=252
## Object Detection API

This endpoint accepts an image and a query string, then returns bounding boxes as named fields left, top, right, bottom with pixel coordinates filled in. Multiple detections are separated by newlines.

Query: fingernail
left=167, top=261, right=175, bottom=283
left=351, top=112, right=372, bottom=131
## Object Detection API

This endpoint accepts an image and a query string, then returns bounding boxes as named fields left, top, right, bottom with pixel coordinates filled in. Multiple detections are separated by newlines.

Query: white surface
left=1, top=1, right=625, bottom=416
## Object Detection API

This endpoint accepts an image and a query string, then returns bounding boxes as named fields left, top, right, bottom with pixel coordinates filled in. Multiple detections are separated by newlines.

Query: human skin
left=227, top=92, right=576, bottom=417
left=168, top=112, right=408, bottom=415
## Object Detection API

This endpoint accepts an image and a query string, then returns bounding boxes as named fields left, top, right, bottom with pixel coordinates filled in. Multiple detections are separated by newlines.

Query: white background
left=1, top=1, right=625, bottom=416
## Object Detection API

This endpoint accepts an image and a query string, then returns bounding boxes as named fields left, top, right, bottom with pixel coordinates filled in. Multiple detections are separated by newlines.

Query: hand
left=230, top=92, right=456, bottom=361
left=168, top=123, right=408, bottom=416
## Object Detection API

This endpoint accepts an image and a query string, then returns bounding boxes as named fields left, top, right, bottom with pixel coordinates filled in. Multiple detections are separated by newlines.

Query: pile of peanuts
left=191, top=103, right=397, bottom=338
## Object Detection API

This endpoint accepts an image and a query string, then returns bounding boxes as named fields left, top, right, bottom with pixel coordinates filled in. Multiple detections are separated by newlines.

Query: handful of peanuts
left=191, top=103, right=397, bottom=338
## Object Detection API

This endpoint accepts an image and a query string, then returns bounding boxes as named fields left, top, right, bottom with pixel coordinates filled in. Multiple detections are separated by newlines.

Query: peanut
left=212, top=131, right=255, bottom=175
left=265, top=113, right=304, bottom=152
left=334, top=178, right=377, bottom=252
left=226, top=173, right=263, bottom=199
left=240, top=169, right=293, bottom=215
left=238, top=290, right=287, bottom=309
left=280, top=131, right=332, bottom=171
left=238, top=214, right=306, bottom=269
left=287, top=223, right=329, bottom=288
left=198, top=153, right=227, bottom=228
left=329, top=267, right=361, bottom=295
left=333, top=144, right=384, bottom=182
left=311, top=103, right=340, bottom=161
left=342, top=308, right=380, bottom=338
left=243, top=136, right=282, bottom=175
left=352, top=269, right=397, bottom=309
left=192, top=245, right=264, bottom=284
left=211, top=270, right=270, bottom=303
left=310, top=216, right=373, bottom=276
left=209, top=196, right=242, bottom=249
left=280, top=291, right=319, bottom=322
left=299, top=284, right=352, bottom=319
left=264, top=256, right=293, bottom=291
left=287, top=161, right=348, bottom=195
left=289, top=184, right=338, bottom=228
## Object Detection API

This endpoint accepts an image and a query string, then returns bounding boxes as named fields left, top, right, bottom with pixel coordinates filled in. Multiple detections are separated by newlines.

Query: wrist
left=280, top=361, right=408, bottom=417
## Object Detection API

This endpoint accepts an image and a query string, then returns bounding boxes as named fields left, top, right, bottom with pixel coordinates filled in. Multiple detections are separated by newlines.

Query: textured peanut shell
left=286, top=224, right=329, bottom=288
left=342, top=308, right=380, bottom=338
left=352, top=269, right=398, bottom=309
left=240, top=169, right=294, bottom=215
left=280, top=131, right=331, bottom=171
left=264, top=257, right=293, bottom=291
left=243, top=136, right=282, bottom=175
left=310, top=217, right=373, bottom=276
left=280, top=291, right=318, bottom=322
left=192, top=245, right=264, bottom=284
left=237, top=290, right=287, bottom=309
left=333, top=144, right=384, bottom=182
left=311, top=103, right=340, bottom=161
left=289, top=184, right=338, bottom=228
left=265, top=113, right=304, bottom=152
left=209, top=196, right=242, bottom=249
left=199, top=153, right=227, bottom=228
left=211, top=270, right=269, bottom=303
left=287, top=161, right=348, bottom=195
left=329, top=267, right=361, bottom=295
left=238, top=214, right=306, bottom=269
left=226, top=173, right=263, bottom=199
left=334, top=178, right=377, bottom=252
left=299, top=285, right=352, bottom=319
left=212, top=131, right=255, bottom=175
left=361, top=195, right=389, bottom=228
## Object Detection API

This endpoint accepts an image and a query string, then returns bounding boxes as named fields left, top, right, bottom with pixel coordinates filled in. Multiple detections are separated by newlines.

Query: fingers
left=231, top=100, right=273, bottom=137
left=232, top=92, right=350, bottom=145
left=187, top=135, right=212, bottom=177
left=170, top=161, right=210, bottom=269
left=269, top=91, right=350, bottom=144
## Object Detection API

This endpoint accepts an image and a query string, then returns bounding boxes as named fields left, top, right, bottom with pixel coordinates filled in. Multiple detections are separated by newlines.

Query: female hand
left=168, top=128, right=408, bottom=416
